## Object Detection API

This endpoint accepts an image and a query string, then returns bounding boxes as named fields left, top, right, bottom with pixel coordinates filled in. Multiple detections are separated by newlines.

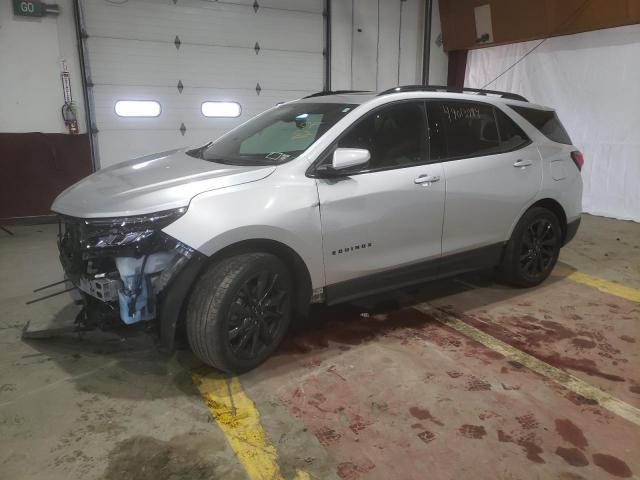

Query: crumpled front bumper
left=57, top=216, right=202, bottom=331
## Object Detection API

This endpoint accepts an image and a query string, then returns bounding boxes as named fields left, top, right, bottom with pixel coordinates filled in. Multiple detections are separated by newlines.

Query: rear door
left=315, top=101, right=445, bottom=302
left=427, top=100, right=542, bottom=268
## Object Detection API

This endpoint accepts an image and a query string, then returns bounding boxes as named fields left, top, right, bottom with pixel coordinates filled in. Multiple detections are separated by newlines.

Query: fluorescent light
left=201, top=101, right=241, bottom=118
left=115, top=100, right=161, bottom=117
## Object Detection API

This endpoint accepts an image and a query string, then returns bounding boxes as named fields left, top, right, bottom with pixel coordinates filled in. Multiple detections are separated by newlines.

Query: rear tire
left=499, top=207, right=562, bottom=287
left=186, top=252, right=292, bottom=373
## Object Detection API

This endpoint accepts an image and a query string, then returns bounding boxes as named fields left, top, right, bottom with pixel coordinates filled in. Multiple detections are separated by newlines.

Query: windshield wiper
left=204, top=157, right=277, bottom=166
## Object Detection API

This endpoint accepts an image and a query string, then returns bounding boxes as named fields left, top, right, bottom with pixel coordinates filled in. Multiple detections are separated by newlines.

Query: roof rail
left=303, top=90, right=371, bottom=99
left=378, top=85, right=529, bottom=102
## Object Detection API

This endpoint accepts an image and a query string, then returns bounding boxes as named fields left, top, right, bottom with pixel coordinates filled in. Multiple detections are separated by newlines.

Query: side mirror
left=331, top=148, right=371, bottom=170
left=333, top=148, right=370, bottom=170
left=315, top=148, right=370, bottom=177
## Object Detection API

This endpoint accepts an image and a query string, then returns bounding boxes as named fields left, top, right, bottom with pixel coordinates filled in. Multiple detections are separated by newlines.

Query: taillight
left=571, top=151, right=584, bottom=171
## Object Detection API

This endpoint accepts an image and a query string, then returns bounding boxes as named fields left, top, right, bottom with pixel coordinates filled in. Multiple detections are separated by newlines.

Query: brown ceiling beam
left=439, top=0, right=640, bottom=51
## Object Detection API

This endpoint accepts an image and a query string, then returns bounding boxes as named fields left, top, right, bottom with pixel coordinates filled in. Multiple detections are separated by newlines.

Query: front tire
left=500, top=207, right=562, bottom=287
left=186, top=252, right=292, bottom=373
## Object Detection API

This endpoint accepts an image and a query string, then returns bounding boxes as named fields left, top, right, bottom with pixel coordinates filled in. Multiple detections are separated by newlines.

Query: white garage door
left=79, top=0, right=325, bottom=169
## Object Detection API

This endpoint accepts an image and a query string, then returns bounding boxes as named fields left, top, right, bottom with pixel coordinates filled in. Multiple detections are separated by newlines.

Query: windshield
left=191, top=102, right=357, bottom=165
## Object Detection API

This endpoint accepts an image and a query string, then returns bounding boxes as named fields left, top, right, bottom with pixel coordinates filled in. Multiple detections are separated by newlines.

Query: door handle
left=414, top=174, right=441, bottom=185
left=513, top=159, right=533, bottom=168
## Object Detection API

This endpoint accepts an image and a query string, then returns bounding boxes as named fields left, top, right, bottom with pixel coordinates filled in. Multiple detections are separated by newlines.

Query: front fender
left=158, top=250, right=208, bottom=352
left=162, top=174, right=325, bottom=289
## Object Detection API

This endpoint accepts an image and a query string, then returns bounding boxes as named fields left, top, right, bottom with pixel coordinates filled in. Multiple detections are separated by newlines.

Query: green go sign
left=12, top=0, right=46, bottom=17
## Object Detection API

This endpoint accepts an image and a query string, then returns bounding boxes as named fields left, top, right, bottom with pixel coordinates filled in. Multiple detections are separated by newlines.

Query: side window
left=495, top=108, right=530, bottom=151
left=337, top=101, right=428, bottom=171
left=432, top=100, right=501, bottom=159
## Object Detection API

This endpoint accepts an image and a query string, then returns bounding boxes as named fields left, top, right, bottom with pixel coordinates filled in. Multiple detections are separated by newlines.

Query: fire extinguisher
left=62, top=102, right=79, bottom=135
left=60, top=60, right=79, bottom=135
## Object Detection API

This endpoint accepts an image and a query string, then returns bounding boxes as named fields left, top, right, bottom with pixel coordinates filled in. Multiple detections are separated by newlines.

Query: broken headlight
left=82, top=207, right=187, bottom=250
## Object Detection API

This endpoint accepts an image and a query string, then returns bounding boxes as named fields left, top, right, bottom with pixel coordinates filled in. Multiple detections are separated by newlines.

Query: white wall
left=428, top=0, right=447, bottom=85
left=330, top=0, right=447, bottom=91
left=0, top=0, right=86, bottom=133
left=331, top=0, right=425, bottom=91
left=466, top=24, right=640, bottom=223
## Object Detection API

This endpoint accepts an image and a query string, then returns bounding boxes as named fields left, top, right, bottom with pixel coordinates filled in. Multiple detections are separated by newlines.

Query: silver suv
left=52, top=86, right=583, bottom=372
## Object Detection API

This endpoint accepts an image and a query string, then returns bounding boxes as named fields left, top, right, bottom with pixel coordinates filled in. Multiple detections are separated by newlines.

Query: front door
left=314, top=101, right=445, bottom=303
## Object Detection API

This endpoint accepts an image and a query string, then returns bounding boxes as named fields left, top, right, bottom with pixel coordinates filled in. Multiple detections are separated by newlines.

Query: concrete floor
left=0, top=213, right=638, bottom=480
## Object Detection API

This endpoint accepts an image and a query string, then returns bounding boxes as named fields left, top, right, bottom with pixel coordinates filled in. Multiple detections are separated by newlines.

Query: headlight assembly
left=80, top=207, right=187, bottom=251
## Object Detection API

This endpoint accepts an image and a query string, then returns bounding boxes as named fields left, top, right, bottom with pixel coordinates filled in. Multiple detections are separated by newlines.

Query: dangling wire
left=482, top=0, right=593, bottom=89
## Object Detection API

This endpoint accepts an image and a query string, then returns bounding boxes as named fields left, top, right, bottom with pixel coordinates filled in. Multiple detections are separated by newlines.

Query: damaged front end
left=56, top=208, right=205, bottom=347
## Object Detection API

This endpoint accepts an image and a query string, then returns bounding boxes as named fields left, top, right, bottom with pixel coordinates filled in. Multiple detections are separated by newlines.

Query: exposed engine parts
left=50, top=209, right=194, bottom=328
left=79, top=275, right=120, bottom=303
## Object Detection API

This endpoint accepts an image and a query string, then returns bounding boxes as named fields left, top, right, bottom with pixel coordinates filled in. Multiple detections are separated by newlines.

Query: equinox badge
left=332, top=243, right=373, bottom=255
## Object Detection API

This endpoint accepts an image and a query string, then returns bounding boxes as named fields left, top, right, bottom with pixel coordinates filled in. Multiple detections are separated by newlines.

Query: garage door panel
left=91, top=85, right=312, bottom=131
left=83, top=0, right=322, bottom=16
left=81, top=0, right=324, bottom=168
left=83, top=0, right=322, bottom=53
left=87, top=37, right=322, bottom=91
left=227, top=0, right=322, bottom=13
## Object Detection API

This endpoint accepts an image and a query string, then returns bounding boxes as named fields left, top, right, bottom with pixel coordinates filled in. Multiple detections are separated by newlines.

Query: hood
left=51, top=148, right=276, bottom=218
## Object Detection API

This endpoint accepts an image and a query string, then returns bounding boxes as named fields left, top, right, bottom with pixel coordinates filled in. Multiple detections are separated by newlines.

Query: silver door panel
left=317, top=163, right=445, bottom=285
left=441, top=144, right=543, bottom=255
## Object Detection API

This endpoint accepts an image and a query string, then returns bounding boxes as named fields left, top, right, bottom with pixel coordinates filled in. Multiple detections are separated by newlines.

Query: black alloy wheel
left=186, top=252, right=293, bottom=373
left=499, top=206, right=562, bottom=287
left=227, top=270, right=287, bottom=360
left=519, top=218, right=557, bottom=280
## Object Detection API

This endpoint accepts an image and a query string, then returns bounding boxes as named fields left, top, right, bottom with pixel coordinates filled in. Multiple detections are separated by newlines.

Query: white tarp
left=465, top=25, right=640, bottom=223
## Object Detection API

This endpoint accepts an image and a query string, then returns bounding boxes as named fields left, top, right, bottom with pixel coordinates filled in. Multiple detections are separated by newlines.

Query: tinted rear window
left=510, top=105, right=572, bottom=145
left=427, top=101, right=502, bottom=160
left=427, top=101, right=532, bottom=160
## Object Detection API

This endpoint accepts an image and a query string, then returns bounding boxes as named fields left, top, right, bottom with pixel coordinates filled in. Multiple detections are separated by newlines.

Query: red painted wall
left=0, top=133, right=92, bottom=220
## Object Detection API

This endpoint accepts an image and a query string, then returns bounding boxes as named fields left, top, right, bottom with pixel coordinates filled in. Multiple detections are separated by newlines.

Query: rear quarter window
left=509, top=105, right=572, bottom=145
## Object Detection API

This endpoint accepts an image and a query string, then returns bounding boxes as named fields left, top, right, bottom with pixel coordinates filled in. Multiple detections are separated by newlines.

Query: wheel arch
left=159, top=237, right=314, bottom=351
left=528, top=198, right=568, bottom=243
left=508, top=197, right=568, bottom=246
left=499, top=198, right=568, bottom=287
left=207, top=238, right=313, bottom=319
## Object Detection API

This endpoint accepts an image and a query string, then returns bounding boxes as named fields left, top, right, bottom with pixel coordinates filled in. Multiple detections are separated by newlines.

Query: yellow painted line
left=413, top=303, right=640, bottom=427
left=562, top=270, right=640, bottom=303
left=192, top=371, right=309, bottom=480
